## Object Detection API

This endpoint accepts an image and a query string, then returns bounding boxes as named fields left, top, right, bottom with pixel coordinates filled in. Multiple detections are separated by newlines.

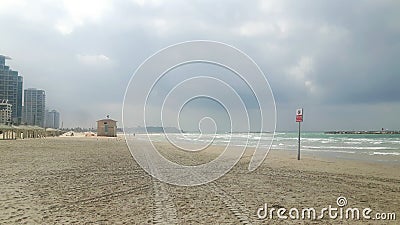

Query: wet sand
left=0, top=137, right=398, bottom=224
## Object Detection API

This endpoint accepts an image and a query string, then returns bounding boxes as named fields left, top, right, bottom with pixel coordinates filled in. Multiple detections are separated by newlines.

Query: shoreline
left=130, top=132, right=400, bottom=164
left=148, top=139, right=400, bottom=179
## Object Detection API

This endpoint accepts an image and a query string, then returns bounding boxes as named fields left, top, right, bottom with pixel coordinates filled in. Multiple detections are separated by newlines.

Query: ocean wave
left=370, top=152, right=400, bottom=156
left=303, top=149, right=356, bottom=154
left=302, top=146, right=397, bottom=150
left=343, top=141, right=362, bottom=144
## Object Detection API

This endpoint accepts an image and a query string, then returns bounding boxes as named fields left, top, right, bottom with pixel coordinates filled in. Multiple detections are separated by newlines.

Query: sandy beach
left=0, top=136, right=399, bottom=224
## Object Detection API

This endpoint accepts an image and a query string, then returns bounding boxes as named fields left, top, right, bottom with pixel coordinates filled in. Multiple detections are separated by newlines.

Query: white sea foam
left=370, top=152, right=400, bottom=156
left=137, top=133, right=400, bottom=162
left=303, top=145, right=397, bottom=150
left=303, top=149, right=357, bottom=154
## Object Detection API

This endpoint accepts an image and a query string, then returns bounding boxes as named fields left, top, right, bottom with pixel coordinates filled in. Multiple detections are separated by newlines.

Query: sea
left=132, top=132, right=400, bottom=163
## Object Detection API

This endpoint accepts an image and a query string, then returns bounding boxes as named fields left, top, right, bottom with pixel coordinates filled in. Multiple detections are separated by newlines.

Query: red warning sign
left=296, top=108, right=303, bottom=122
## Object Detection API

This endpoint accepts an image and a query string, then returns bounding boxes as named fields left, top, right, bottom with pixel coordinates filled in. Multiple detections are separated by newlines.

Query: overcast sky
left=1, top=0, right=399, bottom=131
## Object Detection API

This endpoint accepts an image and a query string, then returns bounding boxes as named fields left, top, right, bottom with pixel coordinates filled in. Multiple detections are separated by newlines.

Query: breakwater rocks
left=324, top=130, right=400, bottom=134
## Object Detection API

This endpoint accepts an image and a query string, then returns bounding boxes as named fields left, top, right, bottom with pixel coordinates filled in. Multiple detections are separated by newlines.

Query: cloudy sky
left=1, top=0, right=399, bottom=131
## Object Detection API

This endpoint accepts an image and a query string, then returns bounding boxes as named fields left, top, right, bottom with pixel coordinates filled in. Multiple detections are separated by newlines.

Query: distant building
left=0, top=99, right=12, bottom=124
left=97, top=118, right=117, bottom=137
left=23, top=88, right=46, bottom=127
left=0, top=55, right=23, bottom=125
left=45, top=109, right=60, bottom=129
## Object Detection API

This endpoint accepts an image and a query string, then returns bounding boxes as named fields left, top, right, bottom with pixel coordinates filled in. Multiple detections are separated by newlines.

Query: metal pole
left=298, top=122, right=301, bottom=160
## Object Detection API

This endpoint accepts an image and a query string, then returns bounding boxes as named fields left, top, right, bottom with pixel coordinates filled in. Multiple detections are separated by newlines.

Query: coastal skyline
left=1, top=0, right=399, bottom=131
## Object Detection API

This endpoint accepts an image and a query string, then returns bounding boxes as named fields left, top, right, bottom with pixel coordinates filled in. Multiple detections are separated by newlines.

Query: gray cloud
left=1, top=0, right=399, bottom=130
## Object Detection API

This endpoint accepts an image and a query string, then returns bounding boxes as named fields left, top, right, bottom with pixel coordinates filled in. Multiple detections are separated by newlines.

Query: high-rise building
left=0, top=99, right=12, bottom=124
left=45, top=109, right=60, bottom=129
left=0, top=55, right=23, bottom=125
left=23, top=88, right=46, bottom=127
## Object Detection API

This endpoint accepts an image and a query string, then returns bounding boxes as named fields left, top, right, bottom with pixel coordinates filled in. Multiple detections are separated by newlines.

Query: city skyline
left=0, top=56, right=61, bottom=128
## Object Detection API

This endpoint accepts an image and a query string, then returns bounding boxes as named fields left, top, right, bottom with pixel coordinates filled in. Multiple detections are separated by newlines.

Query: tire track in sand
left=135, top=140, right=178, bottom=224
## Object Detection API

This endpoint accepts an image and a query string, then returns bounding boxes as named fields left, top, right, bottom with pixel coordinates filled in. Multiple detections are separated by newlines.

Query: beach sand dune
left=0, top=137, right=398, bottom=224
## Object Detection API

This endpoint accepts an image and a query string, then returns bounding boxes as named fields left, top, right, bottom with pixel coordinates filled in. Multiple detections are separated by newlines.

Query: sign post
left=296, top=108, right=303, bottom=160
